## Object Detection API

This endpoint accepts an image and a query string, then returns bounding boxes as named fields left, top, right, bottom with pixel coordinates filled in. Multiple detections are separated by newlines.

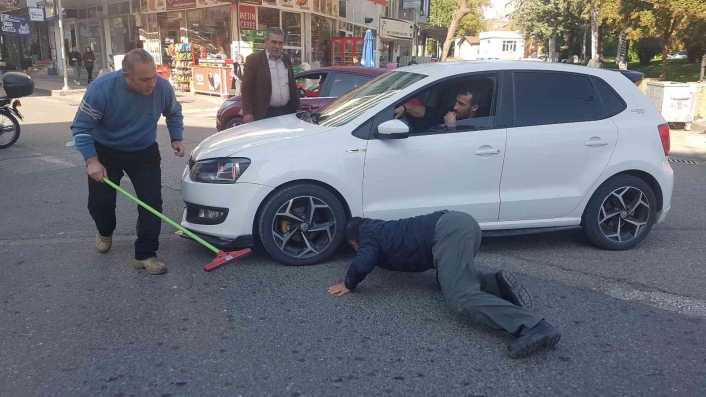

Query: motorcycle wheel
left=0, top=109, right=20, bottom=149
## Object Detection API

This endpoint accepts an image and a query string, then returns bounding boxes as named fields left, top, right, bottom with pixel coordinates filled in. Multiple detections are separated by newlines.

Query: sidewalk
left=670, top=126, right=706, bottom=161
left=31, top=75, right=225, bottom=118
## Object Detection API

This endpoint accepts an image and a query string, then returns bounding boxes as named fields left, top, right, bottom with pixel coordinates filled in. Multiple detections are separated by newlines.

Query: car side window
left=592, top=77, right=627, bottom=118
left=328, top=73, right=373, bottom=97
left=513, top=72, right=597, bottom=127
left=392, top=75, right=498, bottom=136
left=296, top=73, right=328, bottom=98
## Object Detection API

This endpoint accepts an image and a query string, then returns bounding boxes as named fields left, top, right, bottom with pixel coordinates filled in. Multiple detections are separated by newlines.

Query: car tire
left=258, top=183, right=346, bottom=266
left=582, top=174, right=658, bottom=250
left=225, top=118, right=244, bottom=130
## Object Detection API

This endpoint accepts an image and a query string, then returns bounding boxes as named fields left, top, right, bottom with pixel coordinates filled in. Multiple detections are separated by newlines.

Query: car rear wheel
left=582, top=175, right=658, bottom=250
left=225, top=118, right=243, bottom=130
left=258, top=184, right=346, bottom=266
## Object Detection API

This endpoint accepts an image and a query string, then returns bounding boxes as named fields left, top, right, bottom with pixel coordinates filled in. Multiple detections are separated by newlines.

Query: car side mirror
left=376, top=119, right=409, bottom=139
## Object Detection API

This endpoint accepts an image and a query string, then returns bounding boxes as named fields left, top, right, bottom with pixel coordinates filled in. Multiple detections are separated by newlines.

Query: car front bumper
left=180, top=165, right=274, bottom=243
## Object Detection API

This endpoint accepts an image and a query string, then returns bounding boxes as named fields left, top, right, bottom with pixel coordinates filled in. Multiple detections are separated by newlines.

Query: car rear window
left=592, top=77, right=627, bottom=118
left=513, top=71, right=598, bottom=127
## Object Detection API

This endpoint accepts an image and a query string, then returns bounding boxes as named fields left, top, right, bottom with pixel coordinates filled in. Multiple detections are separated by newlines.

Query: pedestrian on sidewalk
left=329, top=211, right=562, bottom=358
left=241, top=27, right=300, bottom=123
left=70, top=49, right=185, bottom=275
left=82, top=46, right=96, bottom=84
left=30, top=40, right=40, bottom=67
left=69, top=46, right=82, bottom=85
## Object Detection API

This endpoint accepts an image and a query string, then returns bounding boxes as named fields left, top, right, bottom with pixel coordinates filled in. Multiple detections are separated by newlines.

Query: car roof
left=399, top=60, right=633, bottom=80
left=296, top=66, right=386, bottom=76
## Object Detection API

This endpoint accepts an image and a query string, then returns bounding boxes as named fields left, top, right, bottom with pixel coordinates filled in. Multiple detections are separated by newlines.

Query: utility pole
left=56, top=0, right=69, bottom=91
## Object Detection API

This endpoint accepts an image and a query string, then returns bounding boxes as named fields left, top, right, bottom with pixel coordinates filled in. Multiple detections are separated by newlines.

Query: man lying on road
left=329, top=211, right=561, bottom=358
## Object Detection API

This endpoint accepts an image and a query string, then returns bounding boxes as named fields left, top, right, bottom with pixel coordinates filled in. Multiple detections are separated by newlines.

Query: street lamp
left=56, top=0, right=70, bottom=91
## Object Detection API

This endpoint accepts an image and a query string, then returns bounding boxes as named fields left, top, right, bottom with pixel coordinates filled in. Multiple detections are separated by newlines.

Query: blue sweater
left=70, top=71, right=184, bottom=160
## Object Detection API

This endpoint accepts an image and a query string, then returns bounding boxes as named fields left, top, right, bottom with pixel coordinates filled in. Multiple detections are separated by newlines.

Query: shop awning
left=417, top=23, right=449, bottom=43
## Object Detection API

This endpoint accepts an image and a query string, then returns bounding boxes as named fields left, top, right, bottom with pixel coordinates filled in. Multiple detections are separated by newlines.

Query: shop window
left=119, top=1, right=130, bottom=14
left=132, top=0, right=140, bottom=13
left=78, top=9, right=87, bottom=19
left=282, top=12, right=301, bottom=48
left=187, top=6, right=231, bottom=59
left=311, top=15, right=333, bottom=68
left=258, top=7, right=280, bottom=30
left=108, top=3, right=119, bottom=15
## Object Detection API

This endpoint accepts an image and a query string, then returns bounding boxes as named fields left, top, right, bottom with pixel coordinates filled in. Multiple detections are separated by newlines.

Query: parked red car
left=216, top=66, right=385, bottom=131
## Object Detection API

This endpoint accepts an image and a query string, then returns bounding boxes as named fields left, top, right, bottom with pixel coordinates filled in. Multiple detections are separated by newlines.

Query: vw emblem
left=300, top=223, right=309, bottom=232
left=620, top=211, right=628, bottom=219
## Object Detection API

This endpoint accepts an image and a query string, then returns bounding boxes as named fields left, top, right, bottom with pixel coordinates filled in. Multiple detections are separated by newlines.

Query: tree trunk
left=582, top=22, right=587, bottom=61
left=441, top=0, right=470, bottom=62
left=549, top=34, right=556, bottom=62
left=591, top=5, right=600, bottom=58
left=661, top=15, right=683, bottom=80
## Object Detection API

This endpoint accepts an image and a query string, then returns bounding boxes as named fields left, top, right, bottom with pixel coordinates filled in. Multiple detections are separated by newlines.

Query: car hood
left=191, top=114, right=334, bottom=161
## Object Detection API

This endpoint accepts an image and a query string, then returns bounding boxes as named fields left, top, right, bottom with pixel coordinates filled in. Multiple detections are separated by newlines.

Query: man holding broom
left=70, top=49, right=185, bottom=275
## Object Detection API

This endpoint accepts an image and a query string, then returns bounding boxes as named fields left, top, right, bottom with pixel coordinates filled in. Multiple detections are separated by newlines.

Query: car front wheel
left=582, top=175, right=658, bottom=250
left=225, top=118, right=244, bottom=130
left=258, top=184, right=346, bottom=266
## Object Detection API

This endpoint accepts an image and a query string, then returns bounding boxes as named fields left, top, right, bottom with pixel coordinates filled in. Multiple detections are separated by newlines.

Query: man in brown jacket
left=241, top=27, right=301, bottom=123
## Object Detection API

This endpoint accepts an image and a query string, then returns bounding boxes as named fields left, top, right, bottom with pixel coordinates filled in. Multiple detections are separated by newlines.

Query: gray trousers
left=433, top=211, right=543, bottom=335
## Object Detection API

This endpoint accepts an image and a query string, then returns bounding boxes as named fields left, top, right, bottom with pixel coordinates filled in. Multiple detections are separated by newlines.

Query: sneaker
left=496, top=270, right=533, bottom=309
left=95, top=233, right=112, bottom=253
left=75, top=80, right=80, bottom=86
left=508, top=320, right=561, bottom=358
left=134, top=257, right=167, bottom=275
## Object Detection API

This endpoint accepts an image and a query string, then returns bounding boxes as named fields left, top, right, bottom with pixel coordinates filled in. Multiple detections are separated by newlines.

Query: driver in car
left=393, top=87, right=479, bottom=131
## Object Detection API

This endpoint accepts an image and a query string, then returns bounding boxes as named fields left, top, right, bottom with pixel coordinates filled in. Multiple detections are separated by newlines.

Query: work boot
left=134, top=257, right=167, bottom=275
left=95, top=233, right=112, bottom=253
left=496, top=270, right=533, bottom=309
left=508, top=320, right=561, bottom=359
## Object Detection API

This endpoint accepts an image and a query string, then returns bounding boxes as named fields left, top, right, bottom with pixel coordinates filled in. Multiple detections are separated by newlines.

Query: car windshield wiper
left=299, top=109, right=320, bottom=125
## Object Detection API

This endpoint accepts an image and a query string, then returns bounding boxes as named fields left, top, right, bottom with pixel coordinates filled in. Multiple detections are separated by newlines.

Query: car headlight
left=189, top=158, right=250, bottom=184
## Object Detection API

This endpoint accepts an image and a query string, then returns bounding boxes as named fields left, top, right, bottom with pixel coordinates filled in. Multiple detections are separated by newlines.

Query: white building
left=454, top=36, right=480, bottom=60
left=478, top=31, right=524, bottom=60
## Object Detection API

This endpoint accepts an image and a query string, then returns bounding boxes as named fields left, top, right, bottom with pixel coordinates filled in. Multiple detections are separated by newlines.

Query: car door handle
left=585, top=138, right=608, bottom=147
left=474, top=148, right=501, bottom=155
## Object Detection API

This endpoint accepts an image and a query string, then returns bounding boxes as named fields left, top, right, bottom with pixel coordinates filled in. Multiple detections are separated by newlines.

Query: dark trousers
left=86, top=66, right=94, bottom=83
left=88, top=142, right=162, bottom=260
left=264, top=101, right=295, bottom=119
left=433, top=211, right=544, bottom=335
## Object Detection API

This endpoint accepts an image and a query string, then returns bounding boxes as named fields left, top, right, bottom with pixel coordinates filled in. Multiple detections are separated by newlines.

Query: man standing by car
left=69, top=46, right=82, bottom=85
left=329, top=211, right=561, bottom=358
left=241, top=27, right=300, bottom=123
left=71, top=49, right=185, bottom=275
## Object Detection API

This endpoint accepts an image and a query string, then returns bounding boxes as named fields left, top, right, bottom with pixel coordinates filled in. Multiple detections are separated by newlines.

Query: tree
left=634, top=37, right=662, bottom=65
left=430, top=0, right=488, bottom=61
left=680, top=19, right=706, bottom=63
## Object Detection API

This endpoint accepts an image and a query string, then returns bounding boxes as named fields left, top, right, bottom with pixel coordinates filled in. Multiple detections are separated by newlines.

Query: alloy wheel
left=270, top=196, right=337, bottom=259
left=598, top=186, right=650, bottom=243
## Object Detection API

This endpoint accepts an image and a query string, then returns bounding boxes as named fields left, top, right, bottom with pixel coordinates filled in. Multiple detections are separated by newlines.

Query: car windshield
left=305, top=71, right=427, bottom=127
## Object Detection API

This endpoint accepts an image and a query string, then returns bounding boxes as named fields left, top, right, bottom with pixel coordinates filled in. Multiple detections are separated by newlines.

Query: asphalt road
left=1, top=96, right=705, bottom=397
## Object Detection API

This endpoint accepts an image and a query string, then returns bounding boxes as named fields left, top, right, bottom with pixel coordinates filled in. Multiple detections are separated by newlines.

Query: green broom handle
left=103, top=177, right=219, bottom=254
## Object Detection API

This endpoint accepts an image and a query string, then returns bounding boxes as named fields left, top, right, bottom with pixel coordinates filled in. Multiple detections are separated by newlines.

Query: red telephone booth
left=331, top=37, right=365, bottom=66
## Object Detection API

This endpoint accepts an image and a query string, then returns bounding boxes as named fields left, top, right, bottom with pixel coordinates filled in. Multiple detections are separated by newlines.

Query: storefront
left=379, top=17, right=413, bottom=67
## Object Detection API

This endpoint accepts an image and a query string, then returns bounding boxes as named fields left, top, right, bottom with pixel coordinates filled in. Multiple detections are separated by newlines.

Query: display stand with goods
left=168, top=43, right=196, bottom=92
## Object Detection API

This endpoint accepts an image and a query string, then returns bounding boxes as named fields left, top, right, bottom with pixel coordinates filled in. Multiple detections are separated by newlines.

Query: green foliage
left=680, top=18, right=706, bottom=63
left=634, top=38, right=662, bottom=66
left=429, top=0, right=487, bottom=36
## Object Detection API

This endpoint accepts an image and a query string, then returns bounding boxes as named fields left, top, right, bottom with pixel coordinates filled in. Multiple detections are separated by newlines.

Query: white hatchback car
left=181, top=61, right=674, bottom=266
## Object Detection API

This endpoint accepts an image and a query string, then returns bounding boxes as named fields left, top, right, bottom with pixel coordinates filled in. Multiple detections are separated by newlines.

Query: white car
left=181, top=61, right=674, bottom=266
left=668, top=51, right=687, bottom=59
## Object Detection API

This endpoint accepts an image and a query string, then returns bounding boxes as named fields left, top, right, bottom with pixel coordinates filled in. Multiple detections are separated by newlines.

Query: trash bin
left=646, top=81, right=697, bottom=130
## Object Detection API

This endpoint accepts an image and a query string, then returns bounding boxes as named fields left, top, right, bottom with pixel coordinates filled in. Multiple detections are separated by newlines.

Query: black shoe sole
left=508, top=329, right=561, bottom=359
left=497, top=270, right=533, bottom=309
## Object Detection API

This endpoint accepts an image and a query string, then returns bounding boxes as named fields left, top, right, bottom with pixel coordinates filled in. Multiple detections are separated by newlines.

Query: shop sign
left=277, top=0, right=293, bottom=8
left=238, top=4, right=256, bottom=30
left=379, top=17, right=413, bottom=40
left=1, top=14, right=29, bottom=36
left=238, top=0, right=262, bottom=4
left=0, top=0, right=20, bottom=13
left=294, top=0, right=310, bottom=10
left=166, top=0, right=196, bottom=10
left=144, top=0, right=167, bottom=12
left=367, top=0, right=387, bottom=6
left=262, top=0, right=276, bottom=6
left=29, top=7, right=44, bottom=21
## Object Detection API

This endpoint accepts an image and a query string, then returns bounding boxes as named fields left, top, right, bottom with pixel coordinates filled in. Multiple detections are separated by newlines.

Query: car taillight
left=658, top=123, right=670, bottom=156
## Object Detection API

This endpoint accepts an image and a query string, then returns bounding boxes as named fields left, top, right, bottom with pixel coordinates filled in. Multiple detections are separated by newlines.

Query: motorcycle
left=0, top=72, right=34, bottom=149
